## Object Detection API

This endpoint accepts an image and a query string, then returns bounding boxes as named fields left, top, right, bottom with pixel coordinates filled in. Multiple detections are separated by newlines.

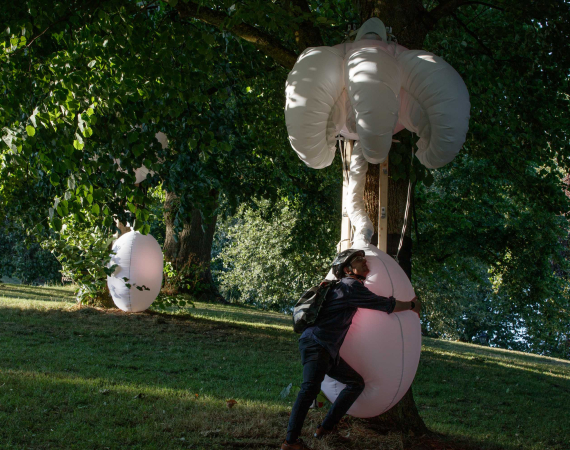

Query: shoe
left=314, top=425, right=334, bottom=439
left=314, top=426, right=350, bottom=442
left=281, top=438, right=312, bottom=450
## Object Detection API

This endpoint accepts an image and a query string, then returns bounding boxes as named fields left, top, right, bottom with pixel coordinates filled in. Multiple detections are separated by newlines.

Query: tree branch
left=451, top=12, right=495, bottom=59
left=286, top=0, right=324, bottom=50
left=176, top=2, right=298, bottom=69
left=429, top=0, right=504, bottom=22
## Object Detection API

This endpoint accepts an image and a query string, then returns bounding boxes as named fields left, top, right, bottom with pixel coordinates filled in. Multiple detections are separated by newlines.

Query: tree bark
left=364, top=163, right=380, bottom=246
left=358, top=0, right=432, bottom=436
left=363, top=135, right=428, bottom=436
left=163, top=190, right=224, bottom=301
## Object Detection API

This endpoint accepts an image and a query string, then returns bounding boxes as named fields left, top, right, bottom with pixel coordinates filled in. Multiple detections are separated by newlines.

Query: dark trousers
left=286, top=337, right=364, bottom=443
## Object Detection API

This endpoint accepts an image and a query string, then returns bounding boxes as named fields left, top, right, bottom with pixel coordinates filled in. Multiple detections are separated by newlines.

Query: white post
left=378, top=158, right=389, bottom=253
left=339, top=140, right=354, bottom=252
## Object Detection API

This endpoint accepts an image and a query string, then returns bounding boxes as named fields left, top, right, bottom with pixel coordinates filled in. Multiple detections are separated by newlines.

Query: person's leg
left=286, top=340, right=331, bottom=443
left=319, top=357, right=364, bottom=431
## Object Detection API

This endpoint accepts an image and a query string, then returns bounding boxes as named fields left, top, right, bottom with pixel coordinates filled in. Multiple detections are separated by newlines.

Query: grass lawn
left=0, top=284, right=569, bottom=450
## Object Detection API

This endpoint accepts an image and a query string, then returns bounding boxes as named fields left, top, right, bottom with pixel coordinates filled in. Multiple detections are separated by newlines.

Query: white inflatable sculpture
left=107, top=231, right=164, bottom=312
left=285, top=19, right=470, bottom=416
left=322, top=244, right=421, bottom=417
left=285, top=18, right=470, bottom=169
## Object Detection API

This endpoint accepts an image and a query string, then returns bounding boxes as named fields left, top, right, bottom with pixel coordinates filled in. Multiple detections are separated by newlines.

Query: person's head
left=331, top=249, right=369, bottom=279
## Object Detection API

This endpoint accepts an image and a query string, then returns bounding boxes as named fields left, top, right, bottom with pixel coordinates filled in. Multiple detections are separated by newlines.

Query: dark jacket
left=300, top=276, right=395, bottom=361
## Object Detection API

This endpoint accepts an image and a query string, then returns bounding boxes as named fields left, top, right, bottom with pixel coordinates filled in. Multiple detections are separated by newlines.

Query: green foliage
left=413, top=154, right=570, bottom=358
left=0, top=222, right=61, bottom=284
left=0, top=1, right=319, bottom=298
left=151, top=261, right=197, bottom=311
left=214, top=198, right=339, bottom=311
left=43, top=214, right=116, bottom=304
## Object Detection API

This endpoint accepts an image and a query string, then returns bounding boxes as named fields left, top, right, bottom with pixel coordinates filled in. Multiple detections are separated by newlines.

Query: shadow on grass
left=0, top=303, right=568, bottom=450
left=0, top=366, right=501, bottom=450
left=0, top=304, right=300, bottom=404
left=0, top=366, right=291, bottom=450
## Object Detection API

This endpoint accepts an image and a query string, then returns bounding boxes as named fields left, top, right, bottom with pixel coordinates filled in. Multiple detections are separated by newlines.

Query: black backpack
left=292, top=280, right=338, bottom=333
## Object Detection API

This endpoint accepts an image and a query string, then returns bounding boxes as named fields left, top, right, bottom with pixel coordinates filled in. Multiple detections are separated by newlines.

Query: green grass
left=0, top=284, right=569, bottom=450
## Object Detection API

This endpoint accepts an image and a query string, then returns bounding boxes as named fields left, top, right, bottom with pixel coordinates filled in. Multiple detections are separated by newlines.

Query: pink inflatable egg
left=321, top=244, right=421, bottom=418
left=107, top=231, right=163, bottom=312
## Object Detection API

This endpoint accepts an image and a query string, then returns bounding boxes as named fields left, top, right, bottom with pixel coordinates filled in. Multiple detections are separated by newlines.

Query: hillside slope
left=0, top=284, right=568, bottom=450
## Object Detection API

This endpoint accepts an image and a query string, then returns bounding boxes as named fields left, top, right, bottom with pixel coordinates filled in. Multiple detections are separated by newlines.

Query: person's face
left=346, top=255, right=370, bottom=277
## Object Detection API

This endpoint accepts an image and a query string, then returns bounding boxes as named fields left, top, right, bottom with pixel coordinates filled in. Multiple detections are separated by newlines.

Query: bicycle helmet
left=331, top=249, right=365, bottom=279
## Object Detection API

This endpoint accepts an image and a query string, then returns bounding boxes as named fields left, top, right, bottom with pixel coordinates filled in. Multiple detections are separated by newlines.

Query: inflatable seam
left=382, top=313, right=405, bottom=413
left=377, top=257, right=394, bottom=297
left=401, top=89, right=430, bottom=147
left=127, top=232, right=135, bottom=312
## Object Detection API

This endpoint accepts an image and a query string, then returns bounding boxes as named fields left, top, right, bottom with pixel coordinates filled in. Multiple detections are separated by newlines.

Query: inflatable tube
left=285, top=47, right=345, bottom=169
left=397, top=50, right=470, bottom=168
left=345, top=46, right=401, bottom=164
left=345, top=142, right=373, bottom=246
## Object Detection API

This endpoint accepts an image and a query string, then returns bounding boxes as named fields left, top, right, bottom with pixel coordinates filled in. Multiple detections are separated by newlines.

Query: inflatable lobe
left=397, top=50, right=470, bottom=168
left=346, top=47, right=401, bottom=164
left=321, top=244, right=421, bottom=418
left=285, top=47, right=345, bottom=169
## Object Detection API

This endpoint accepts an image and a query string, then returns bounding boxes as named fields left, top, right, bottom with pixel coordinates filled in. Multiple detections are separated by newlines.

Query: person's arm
left=347, top=280, right=421, bottom=316
left=347, top=279, right=396, bottom=313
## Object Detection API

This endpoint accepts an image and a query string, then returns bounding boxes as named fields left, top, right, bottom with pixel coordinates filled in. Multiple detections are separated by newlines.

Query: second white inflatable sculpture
left=285, top=18, right=470, bottom=170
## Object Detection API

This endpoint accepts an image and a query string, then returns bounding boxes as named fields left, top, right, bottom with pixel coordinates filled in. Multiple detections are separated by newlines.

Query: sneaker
left=314, top=426, right=350, bottom=442
left=314, top=425, right=334, bottom=439
left=281, top=438, right=312, bottom=450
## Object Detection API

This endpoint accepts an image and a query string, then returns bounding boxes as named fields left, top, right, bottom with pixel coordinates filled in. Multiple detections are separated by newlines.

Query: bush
left=0, top=223, right=62, bottom=284
left=213, top=198, right=338, bottom=312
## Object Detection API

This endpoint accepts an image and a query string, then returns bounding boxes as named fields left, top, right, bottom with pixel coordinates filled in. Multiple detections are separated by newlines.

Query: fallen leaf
left=226, top=399, right=237, bottom=409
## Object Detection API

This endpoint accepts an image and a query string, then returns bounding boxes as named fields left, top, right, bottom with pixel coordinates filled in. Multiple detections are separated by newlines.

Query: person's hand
left=393, top=297, right=422, bottom=315
left=411, top=297, right=421, bottom=317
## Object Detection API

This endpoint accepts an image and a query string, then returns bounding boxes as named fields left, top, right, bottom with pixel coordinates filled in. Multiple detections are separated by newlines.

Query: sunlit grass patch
left=415, top=338, right=570, bottom=450
left=190, top=301, right=293, bottom=332
left=0, top=283, right=76, bottom=303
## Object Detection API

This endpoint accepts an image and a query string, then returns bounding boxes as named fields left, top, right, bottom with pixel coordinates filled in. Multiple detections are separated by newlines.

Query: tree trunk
left=363, top=136, right=428, bottom=436
left=163, top=190, right=224, bottom=301
left=364, top=163, right=380, bottom=246
left=358, top=0, right=432, bottom=436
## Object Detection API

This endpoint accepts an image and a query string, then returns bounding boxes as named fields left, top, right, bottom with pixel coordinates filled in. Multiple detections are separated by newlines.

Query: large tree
left=170, top=0, right=570, bottom=434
